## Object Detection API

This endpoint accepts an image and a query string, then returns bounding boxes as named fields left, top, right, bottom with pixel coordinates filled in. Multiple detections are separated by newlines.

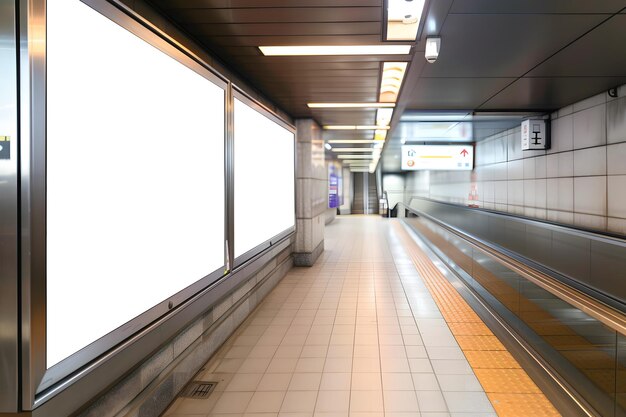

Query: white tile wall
left=399, top=83, right=626, bottom=235
left=573, top=104, right=606, bottom=149
left=507, top=159, right=524, bottom=180
left=573, top=147, right=606, bottom=177
left=608, top=96, right=626, bottom=144
left=549, top=114, right=573, bottom=154
left=608, top=175, right=626, bottom=219
left=574, top=176, right=606, bottom=216
left=607, top=142, right=626, bottom=175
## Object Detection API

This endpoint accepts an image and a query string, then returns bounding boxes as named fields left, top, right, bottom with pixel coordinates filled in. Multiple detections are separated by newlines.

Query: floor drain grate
left=180, top=381, right=217, bottom=399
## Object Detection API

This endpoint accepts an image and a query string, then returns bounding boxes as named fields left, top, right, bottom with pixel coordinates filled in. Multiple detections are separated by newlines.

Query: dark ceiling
left=150, top=0, right=626, bottom=169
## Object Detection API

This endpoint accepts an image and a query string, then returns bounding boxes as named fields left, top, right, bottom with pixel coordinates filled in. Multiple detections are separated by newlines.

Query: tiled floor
left=163, top=216, right=554, bottom=417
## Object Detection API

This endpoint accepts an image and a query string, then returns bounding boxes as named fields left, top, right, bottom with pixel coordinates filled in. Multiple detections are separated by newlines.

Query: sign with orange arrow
left=401, top=145, right=473, bottom=171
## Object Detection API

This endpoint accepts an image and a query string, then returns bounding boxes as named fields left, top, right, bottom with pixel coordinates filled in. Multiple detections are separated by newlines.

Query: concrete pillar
left=294, top=119, right=326, bottom=266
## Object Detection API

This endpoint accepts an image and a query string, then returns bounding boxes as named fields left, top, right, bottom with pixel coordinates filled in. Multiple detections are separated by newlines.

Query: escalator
left=395, top=197, right=626, bottom=417
left=351, top=172, right=379, bottom=215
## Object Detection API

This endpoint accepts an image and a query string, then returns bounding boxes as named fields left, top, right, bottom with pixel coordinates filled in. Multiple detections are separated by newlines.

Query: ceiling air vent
left=180, top=381, right=217, bottom=399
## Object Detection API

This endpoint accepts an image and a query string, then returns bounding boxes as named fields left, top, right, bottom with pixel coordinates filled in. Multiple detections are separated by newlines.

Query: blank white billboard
left=234, top=98, right=295, bottom=258
left=401, top=145, right=474, bottom=171
left=46, top=0, right=225, bottom=367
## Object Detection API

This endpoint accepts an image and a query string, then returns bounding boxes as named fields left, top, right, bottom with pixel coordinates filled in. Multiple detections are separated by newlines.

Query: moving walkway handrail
left=396, top=199, right=626, bottom=336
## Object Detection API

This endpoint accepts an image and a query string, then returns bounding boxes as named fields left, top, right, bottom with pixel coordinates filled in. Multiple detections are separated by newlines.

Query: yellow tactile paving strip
left=408, top=219, right=621, bottom=403
left=393, top=221, right=561, bottom=417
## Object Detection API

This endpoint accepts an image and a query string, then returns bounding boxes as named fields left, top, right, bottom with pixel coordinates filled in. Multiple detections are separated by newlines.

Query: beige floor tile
left=314, top=390, right=350, bottom=412
left=246, top=391, right=286, bottom=413
left=296, top=358, right=325, bottom=373
left=349, top=390, right=384, bottom=413
left=239, top=358, right=272, bottom=373
left=288, top=373, right=322, bottom=391
left=383, top=390, right=420, bottom=412
left=382, top=373, right=414, bottom=391
left=300, top=345, right=328, bottom=358
left=352, top=357, right=380, bottom=373
left=380, top=357, right=410, bottom=373
left=350, top=373, right=382, bottom=391
left=319, top=372, right=351, bottom=390
left=412, top=373, right=440, bottom=391
left=267, top=358, right=298, bottom=373
left=275, top=345, right=303, bottom=358
left=323, top=357, right=352, bottom=373
left=211, top=392, right=254, bottom=414
left=249, top=345, right=279, bottom=359
left=326, top=345, right=353, bottom=358
left=280, top=391, right=318, bottom=413
left=353, top=345, right=379, bottom=358
left=257, top=373, right=292, bottom=391
left=226, top=373, right=263, bottom=392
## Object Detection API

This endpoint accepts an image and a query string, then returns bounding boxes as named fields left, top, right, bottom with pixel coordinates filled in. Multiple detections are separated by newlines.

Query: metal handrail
left=406, top=196, right=626, bottom=244
left=397, top=200, right=626, bottom=337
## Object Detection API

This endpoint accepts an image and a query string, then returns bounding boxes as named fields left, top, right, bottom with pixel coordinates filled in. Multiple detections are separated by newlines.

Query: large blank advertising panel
left=401, top=145, right=474, bottom=171
left=234, top=98, right=295, bottom=258
left=47, top=0, right=225, bottom=367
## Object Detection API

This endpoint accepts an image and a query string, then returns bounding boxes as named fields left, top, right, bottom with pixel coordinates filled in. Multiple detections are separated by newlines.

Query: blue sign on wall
left=328, top=165, right=339, bottom=208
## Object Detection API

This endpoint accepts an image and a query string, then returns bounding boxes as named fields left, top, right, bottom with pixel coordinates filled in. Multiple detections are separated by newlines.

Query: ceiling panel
left=200, top=34, right=384, bottom=47
left=167, top=7, right=381, bottom=24
left=480, top=76, right=626, bottom=110
left=154, top=0, right=382, bottom=8
left=527, top=15, right=626, bottom=77
left=449, top=0, right=626, bottom=14
left=404, top=77, right=516, bottom=110
left=419, top=14, right=607, bottom=78
left=188, top=22, right=380, bottom=37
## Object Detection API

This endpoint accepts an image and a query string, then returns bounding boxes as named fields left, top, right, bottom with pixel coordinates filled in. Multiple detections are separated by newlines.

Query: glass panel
left=46, top=0, right=225, bottom=367
left=233, top=98, right=295, bottom=258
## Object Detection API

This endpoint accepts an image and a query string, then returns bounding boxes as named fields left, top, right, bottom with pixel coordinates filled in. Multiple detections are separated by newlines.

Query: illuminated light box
left=234, top=98, right=295, bottom=258
left=401, top=145, right=474, bottom=171
left=47, top=0, right=225, bottom=368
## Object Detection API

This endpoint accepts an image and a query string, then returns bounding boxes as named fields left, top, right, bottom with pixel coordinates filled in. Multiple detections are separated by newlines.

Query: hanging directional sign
left=401, top=145, right=473, bottom=171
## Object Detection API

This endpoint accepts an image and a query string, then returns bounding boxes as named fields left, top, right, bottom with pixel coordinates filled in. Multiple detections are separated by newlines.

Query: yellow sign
left=0, top=136, right=10, bottom=142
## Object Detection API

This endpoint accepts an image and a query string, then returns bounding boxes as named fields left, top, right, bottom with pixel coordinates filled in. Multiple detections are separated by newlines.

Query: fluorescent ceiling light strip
left=259, top=45, right=411, bottom=56
left=337, top=155, right=374, bottom=159
left=328, top=140, right=379, bottom=144
left=379, top=62, right=408, bottom=103
left=307, top=102, right=395, bottom=109
left=387, top=0, right=425, bottom=41
left=324, top=125, right=390, bottom=130
left=331, top=148, right=375, bottom=152
left=376, top=108, right=394, bottom=126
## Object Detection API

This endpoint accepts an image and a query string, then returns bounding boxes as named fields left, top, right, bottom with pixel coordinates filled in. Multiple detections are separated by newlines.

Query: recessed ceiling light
left=332, top=148, right=375, bottom=152
left=376, top=108, right=394, bottom=126
left=344, top=161, right=371, bottom=166
left=379, top=62, right=408, bottom=103
left=328, top=140, right=379, bottom=144
left=324, top=125, right=391, bottom=130
left=374, top=129, right=388, bottom=141
left=307, top=102, right=396, bottom=109
left=324, top=143, right=332, bottom=150
left=387, top=0, right=426, bottom=41
left=337, top=154, right=374, bottom=159
left=258, top=45, right=411, bottom=56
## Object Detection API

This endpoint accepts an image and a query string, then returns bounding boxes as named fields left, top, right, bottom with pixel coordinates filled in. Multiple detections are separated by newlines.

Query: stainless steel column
left=0, top=0, right=19, bottom=411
